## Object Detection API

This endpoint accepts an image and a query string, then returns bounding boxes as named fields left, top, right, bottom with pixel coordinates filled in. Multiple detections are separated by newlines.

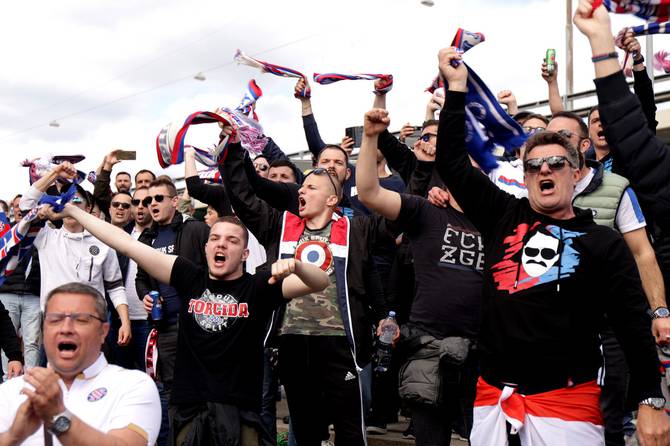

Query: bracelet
left=591, top=52, right=618, bottom=63
left=633, top=55, right=645, bottom=66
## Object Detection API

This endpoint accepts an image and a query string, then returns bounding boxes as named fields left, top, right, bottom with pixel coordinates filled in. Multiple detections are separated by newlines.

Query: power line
left=0, top=34, right=317, bottom=142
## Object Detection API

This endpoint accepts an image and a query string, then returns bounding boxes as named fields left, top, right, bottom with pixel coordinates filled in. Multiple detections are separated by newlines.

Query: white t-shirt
left=0, top=354, right=160, bottom=445
left=245, top=231, right=266, bottom=274
left=574, top=168, right=646, bottom=234
left=125, top=227, right=147, bottom=321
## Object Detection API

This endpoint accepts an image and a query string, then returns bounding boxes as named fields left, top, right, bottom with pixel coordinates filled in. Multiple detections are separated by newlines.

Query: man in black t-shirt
left=41, top=205, right=329, bottom=446
left=357, top=109, right=485, bottom=445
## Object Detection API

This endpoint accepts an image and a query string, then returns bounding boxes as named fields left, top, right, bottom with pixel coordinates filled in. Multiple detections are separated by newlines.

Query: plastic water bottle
left=375, top=311, right=399, bottom=373
left=150, top=290, right=162, bottom=321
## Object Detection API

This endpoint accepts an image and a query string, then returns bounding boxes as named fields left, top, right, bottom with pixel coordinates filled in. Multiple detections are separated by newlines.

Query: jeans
left=105, top=319, right=151, bottom=371
left=0, top=293, right=41, bottom=377
left=261, top=348, right=279, bottom=440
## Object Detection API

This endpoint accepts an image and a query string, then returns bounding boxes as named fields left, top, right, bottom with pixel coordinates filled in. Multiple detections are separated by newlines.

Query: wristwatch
left=48, top=408, right=73, bottom=436
left=639, top=397, right=666, bottom=410
left=652, top=307, right=670, bottom=320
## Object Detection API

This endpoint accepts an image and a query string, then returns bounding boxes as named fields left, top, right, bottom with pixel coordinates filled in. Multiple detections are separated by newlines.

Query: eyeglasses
left=524, top=155, right=573, bottom=173
left=111, top=201, right=131, bottom=210
left=523, top=126, right=545, bottom=136
left=142, top=195, right=172, bottom=206
left=304, top=168, right=339, bottom=196
left=44, top=312, right=106, bottom=326
left=419, top=133, right=437, bottom=142
left=254, top=163, right=269, bottom=172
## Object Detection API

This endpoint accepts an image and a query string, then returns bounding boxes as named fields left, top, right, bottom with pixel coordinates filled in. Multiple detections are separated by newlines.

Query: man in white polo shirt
left=0, top=282, right=160, bottom=446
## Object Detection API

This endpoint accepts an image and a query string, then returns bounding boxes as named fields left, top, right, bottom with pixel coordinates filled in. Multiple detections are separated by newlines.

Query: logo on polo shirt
left=188, top=289, right=249, bottom=333
left=87, top=387, right=107, bottom=402
left=89, top=245, right=100, bottom=256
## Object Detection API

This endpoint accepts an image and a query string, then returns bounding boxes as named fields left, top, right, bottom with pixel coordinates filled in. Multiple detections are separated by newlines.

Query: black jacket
left=222, top=142, right=387, bottom=366
left=435, top=90, right=662, bottom=399
left=595, top=71, right=670, bottom=306
left=0, top=300, right=22, bottom=363
left=0, top=248, right=40, bottom=296
left=135, top=213, right=209, bottom=302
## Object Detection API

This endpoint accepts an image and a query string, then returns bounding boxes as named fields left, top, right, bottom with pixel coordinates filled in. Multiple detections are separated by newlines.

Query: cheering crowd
left=1, top=1, right=670, bottom=445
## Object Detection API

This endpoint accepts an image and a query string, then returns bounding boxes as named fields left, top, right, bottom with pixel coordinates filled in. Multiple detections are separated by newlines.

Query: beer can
left=150, top=291, right=162, bottom=321
left=546, top=49, right=556, bottom=75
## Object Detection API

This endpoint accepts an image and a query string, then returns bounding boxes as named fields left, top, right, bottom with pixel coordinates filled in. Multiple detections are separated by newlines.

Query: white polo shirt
left=0, top=354, right=160, bottom=445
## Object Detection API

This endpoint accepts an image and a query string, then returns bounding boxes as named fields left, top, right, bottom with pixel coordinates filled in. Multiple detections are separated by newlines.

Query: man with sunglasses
left=434, top=47, right=668, bottom=445
left=104, top=188, right=153, bottom=371
left=92, top=150, right=135, bottom=221
left=134, top=176, right=209, bottom=444
left=223, top=134, right=388, bottom=446
left=0, top=282, right=161, bottom=446
left=19, top=163, right=132, bottom=350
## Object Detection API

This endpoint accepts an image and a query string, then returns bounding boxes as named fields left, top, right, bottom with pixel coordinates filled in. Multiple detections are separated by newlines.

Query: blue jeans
left=261, top=349, right=279, bottom=440
left=0, top=293, right=41, bottom=376
left=105, top=320, right=151, bottom=371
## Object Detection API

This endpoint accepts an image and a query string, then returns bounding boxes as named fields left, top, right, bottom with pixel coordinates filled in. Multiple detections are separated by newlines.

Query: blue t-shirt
left=152, top=225, right=181, bottom=322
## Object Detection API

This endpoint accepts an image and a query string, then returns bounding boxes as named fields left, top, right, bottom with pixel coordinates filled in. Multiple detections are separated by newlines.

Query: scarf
left=597, top=0, right=670, bottom=22
left=427, top=29, right=526, bottom=172
left=234, top=49, right=311, bottom=98
left=235, top=79, right=263, bottom=120
left=313, top=73, right=393, bottom=95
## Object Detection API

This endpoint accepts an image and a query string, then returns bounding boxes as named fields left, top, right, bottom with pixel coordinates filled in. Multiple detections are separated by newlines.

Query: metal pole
left=566, top=0, right=574, bottom=110
left=646, top=34, right=654, bottom=88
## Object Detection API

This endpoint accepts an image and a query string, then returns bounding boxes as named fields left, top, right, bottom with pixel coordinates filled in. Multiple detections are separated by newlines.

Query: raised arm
left=242, top=153, right=300, bottom=215
left=93, top=150, right=121, bottom=218
left=434, top=47, right=514, bottom=238
left=47, top=204, right=175, bottom=285
left=541, top=59, right=565, bottom=115
left=221, top=141, right=281, bottom=246
left=296, top=78, right=326, bottom=156
left=184, top=148, right=233, bottom=215
left=575, top=1, right=670, bottom=229
left=356, top=109, right=402, bottom=220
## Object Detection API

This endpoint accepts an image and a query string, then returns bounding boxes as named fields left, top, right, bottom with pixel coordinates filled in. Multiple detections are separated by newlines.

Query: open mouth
left=298, top=197, right=306, bottom=208
left=597, top=130, right=605, bottom=139
left=57, top=341, right=78, bottom=357
left=213, top=253, right=226, bottom=267
left=539, top=179, right=555, bottom=194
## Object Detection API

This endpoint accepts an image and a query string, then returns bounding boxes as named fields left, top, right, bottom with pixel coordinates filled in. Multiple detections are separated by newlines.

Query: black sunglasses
left=305, top=168, right=339, bottom=196
left=142, top=194, right=172, bottom=206
left=254, top=163, right=269, bottom=172
left=419, top=133, right=437, bottom=142
left=524, top=155, right=573, bottom=173
left=524, top=246, right=558, bottom=260
left=111, top=201, right=131, bottom=210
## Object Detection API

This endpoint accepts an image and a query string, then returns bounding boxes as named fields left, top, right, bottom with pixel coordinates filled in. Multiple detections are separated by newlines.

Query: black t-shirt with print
left=169, top=256, right=285, bottom=410
left=394, top=194, right=484, bottom=339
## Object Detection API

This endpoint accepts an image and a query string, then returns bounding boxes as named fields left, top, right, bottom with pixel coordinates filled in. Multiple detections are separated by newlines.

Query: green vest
left=573, top=170, right=629, bottom=229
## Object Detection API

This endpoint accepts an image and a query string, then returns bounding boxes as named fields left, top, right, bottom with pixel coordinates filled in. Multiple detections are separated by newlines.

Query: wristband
left=633, top=55, right=645, bottom=66
left=591, top=52, right=618, bottom=63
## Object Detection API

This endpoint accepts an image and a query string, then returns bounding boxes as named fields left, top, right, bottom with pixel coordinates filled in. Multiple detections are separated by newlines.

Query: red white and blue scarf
left=597, top=0, right=670, bottom=22
left=313, top=73, right=393, bottom=95
left=235, top=79, right=263, bottom=120
left=234, top=49, right=311, bottom=98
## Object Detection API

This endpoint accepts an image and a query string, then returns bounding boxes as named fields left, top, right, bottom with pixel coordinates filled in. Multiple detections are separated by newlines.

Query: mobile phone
left=345, top=126, right=364, bottom=148
left=116, top=150, right=137, bottom=161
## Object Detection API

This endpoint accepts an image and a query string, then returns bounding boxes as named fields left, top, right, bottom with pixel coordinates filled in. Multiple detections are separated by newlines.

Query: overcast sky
left=0, top=0, right=666, bottom=200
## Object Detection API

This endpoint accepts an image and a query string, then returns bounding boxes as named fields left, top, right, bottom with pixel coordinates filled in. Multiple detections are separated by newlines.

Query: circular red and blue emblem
left=295, top=240, right=333, bottom=273
left=87, top=387, right=108, bottom=402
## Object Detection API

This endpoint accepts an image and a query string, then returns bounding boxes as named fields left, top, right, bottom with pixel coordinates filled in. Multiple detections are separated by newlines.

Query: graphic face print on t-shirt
left=187, top=289, right=249, bottom=333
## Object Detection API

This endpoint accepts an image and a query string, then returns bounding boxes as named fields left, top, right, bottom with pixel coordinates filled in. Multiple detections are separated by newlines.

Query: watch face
left=53, top=416, right=71, bottom=434
left=655, top=308, right=670, bottom=318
